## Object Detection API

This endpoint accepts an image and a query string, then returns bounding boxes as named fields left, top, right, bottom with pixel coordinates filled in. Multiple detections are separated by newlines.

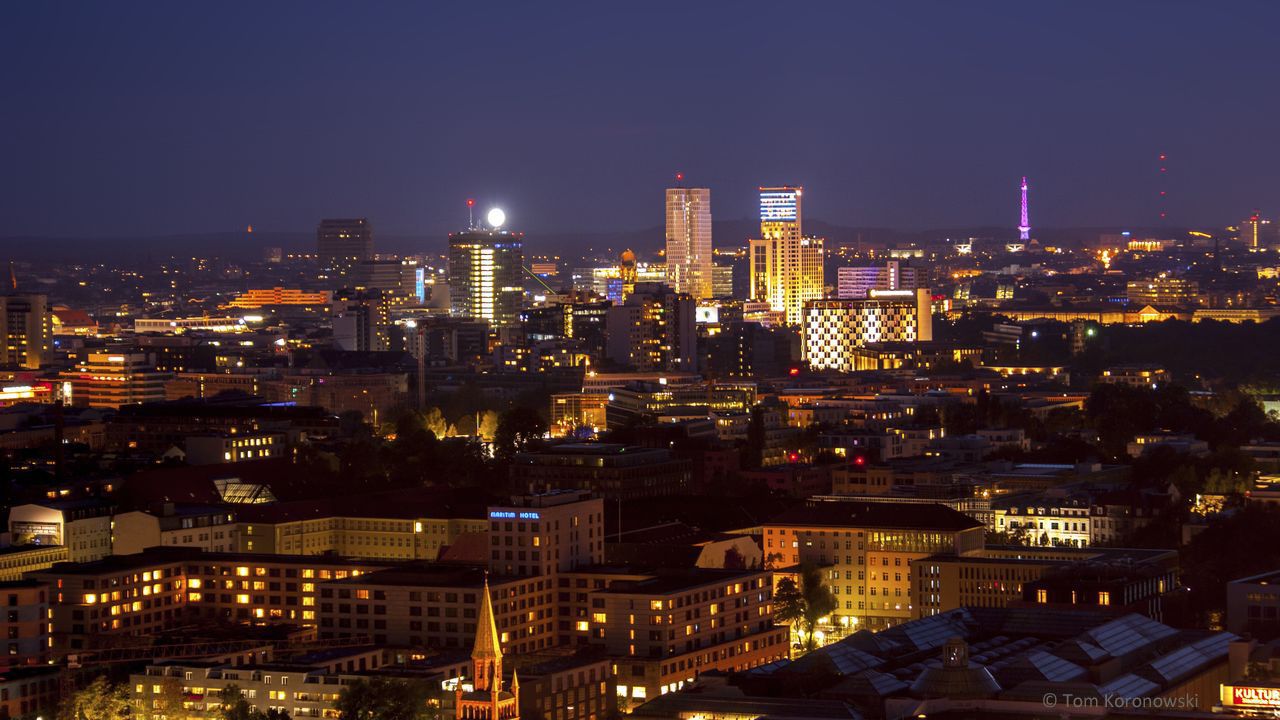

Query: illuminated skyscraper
left=1242, top=212, right=1274, bottom=249
left=448, top=215, right=525, bottom=330
left=749, top=186, right=824, bottom=325
left=316, top=218, right=373, bottom=280
left=665, top=186, right=713, bottom=299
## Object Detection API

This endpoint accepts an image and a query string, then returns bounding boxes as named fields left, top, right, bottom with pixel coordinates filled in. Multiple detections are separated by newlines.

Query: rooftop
left=767, top=500, right=983, bottom=532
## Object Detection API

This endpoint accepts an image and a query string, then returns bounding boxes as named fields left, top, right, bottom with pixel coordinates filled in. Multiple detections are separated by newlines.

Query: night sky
left=4, top=1, right=1279, bottom=239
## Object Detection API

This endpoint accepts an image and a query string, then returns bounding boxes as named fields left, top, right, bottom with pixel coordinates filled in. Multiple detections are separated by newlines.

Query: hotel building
left=802, top=289, right=934, bottom=373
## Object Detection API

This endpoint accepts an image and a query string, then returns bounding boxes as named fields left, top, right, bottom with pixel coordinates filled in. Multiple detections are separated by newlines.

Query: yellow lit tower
left=455, top=576, right=519, bottom=720
left=749, top=186, right=824, bottom=325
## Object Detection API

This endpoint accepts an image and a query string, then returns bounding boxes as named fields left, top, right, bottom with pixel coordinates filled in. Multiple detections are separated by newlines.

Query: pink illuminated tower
left=1018, top=176, right=1031, bottom=241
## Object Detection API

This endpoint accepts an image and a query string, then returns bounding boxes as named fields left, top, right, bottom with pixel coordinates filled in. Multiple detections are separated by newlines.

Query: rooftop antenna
left=466, top=198, right=476, bottom=230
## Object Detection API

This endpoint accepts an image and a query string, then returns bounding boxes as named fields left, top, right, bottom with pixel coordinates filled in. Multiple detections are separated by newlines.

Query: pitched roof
left=473, top=576, right=502, bottom=662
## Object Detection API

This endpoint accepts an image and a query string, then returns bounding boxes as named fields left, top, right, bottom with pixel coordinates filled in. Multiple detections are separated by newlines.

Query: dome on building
left=909, top=637, right=1002, bottom=700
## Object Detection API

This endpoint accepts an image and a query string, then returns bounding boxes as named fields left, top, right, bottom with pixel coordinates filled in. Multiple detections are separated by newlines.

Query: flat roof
left=28, top=547, right=393, bottom=576
left=767, top=500, right=983, bottom=532
left=601, top=567, right=766, bottom=595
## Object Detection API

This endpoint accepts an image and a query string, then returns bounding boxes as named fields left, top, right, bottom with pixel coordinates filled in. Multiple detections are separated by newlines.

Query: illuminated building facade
left=227, top=287, right=332, bottom=308
left=60, top=352, right=171, bottom=409
left=26, top=549, right=386, bottom=652
left=0, top=546, right=69, bottom=582
left=665, top=187, right=713, bottom=299
left=749, top=187, right=824, bottom=325
left=764, top=501, right=985, bottom=630
left=8, top=500, right=114, bottom=563
left=316, top=217, right=373, bottom=280
left=0, top=293, right=51, bottom=369
left=803, top=289, right=934, bottom=373
left=1242, top=212, right=1275, bottom=248
left=836, top=261, right=922, bottom=299
left=1125, top=277, right=1199, bottom=306
left=331, top=290, right=390, bottom=352
left=604, top=282, right=696, bottom=372
left=591, top=568, right=788, bottom=705
left=448, top=229, right=525, bottom=330
left=549, top=392, right=609, bottom=436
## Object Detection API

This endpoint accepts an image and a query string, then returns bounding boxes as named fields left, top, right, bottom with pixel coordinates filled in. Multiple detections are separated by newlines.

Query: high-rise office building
left=332, top=290, right=391, bottom=352
left=665, top=187, right=713, bottom=299
left=749, top=187, right=824, bottom=325
left=1242, top=212, right=1275, bottom=249
left=316, top=218, right=374, bottom=280
left=605, top=282, right=697, bottom=371
left=711, top=264, right=735, bottom=299
left=448, top=225, right=525, bottom=331
left=836, top=261, right=922, bottom=299
left=803, top=289, right=934, bottom=373
left=0, top=293, right=51, bottom=369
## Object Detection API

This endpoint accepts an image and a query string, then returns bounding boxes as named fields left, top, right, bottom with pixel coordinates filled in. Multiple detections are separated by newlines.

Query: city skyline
left=4, top=2, right=1280, bottom=238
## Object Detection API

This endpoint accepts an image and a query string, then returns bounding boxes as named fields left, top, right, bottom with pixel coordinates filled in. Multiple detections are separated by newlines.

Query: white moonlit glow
left=487, top=208, right=506, bottom=228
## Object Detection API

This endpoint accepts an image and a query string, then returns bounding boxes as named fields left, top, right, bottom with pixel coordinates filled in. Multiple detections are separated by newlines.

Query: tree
left=150, top=677, right=192, bottom=720
left=773, top=577, right=804, bottom=629
left=422, top=407, right=449, bottom=438
left=477, top=410, right=500, bottom=443
left=335, top=677, right=438, bottom=720
left=492, top=406, right=548, bottom=461
left=799, top=564, right=838, bottom=652
left=773, top=567, right=838, bottom=652
left=59, top=676, right=137, bottom=720
left=218, top=686, right=291, bottom=720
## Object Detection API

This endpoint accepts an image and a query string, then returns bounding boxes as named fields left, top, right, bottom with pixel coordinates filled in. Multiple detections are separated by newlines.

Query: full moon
left=487, top=208, right=506, bottom=228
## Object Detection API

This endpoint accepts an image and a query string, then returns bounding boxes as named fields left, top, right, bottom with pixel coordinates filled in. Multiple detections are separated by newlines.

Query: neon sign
left=489, top=511, right=541, bottom=520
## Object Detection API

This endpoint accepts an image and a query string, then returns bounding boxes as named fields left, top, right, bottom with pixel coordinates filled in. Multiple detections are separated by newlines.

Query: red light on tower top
left=466, top=198, right=475, bottom=207
left=675, top=172, right=684, bottom=183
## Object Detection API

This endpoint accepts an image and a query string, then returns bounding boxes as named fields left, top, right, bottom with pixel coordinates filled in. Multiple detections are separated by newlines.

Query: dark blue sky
left=3, top=1, right=1278, bottom=238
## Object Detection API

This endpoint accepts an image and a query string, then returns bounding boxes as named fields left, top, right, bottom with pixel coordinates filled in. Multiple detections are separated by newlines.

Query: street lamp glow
left=487, top=208, right=506, bottom=228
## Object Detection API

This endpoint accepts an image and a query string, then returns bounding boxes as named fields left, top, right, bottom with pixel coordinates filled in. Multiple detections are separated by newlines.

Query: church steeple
left=455, top=574, right=519, bottom=720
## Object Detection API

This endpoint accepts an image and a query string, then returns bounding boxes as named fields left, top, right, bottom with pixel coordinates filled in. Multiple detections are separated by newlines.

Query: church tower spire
left=454, top=574, right=520, bottom=720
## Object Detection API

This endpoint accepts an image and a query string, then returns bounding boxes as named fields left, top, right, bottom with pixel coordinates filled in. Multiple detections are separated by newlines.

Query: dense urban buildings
left=4, top=6, right=1279, bottom=718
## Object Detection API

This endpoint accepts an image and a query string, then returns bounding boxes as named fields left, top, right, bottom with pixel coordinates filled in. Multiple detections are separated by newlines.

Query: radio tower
left=1018, top=176, right=1031, bottom=241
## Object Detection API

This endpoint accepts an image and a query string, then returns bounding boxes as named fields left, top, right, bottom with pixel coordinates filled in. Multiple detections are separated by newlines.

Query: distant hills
left=1, top=222, right=1171, bottom=263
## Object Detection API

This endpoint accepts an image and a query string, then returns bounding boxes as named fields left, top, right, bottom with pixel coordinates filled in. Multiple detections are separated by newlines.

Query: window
left=1036, top=589, right=1047, bottom=604
left=1098, top=591, right=1111, bottom=606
